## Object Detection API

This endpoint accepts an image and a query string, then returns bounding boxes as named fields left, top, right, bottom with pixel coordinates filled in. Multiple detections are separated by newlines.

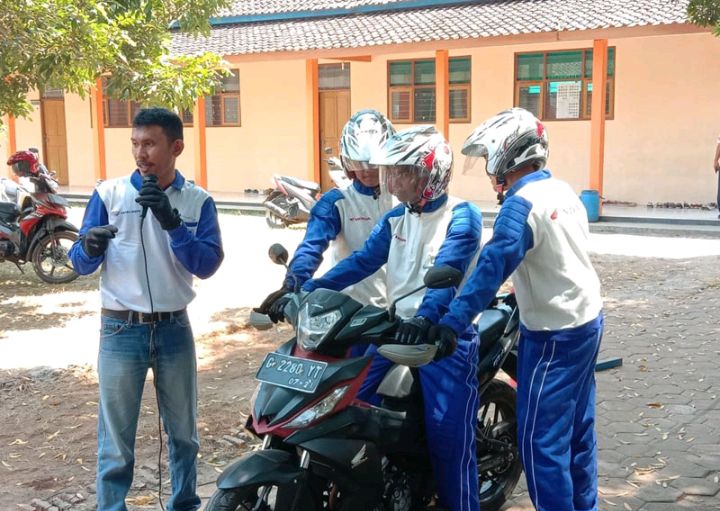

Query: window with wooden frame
left=182, top=69, right=241, bottom=127
left=514, top=48, right=615, bottom=121
left=205, top=69, right=241, bottom=127
left=101, top=82, right=141, bottom=128
left=388, top=57, right=471, bottom=124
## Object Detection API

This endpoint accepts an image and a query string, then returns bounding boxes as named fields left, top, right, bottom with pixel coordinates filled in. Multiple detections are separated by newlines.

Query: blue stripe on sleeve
left=68, top=190, right=107, bottom=275
left=284, top=189, right=343, bottom=290
left=440, top=194, right=534, bottom=336
left=168, top=197, right=224, bottom=279
left=302, top=205, right=403, bottom=293
left=417, top=202, right=482, bottom=323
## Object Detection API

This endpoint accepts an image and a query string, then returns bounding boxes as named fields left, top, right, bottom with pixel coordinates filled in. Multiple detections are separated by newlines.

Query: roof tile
left=174, top=0, right=691, bottom=56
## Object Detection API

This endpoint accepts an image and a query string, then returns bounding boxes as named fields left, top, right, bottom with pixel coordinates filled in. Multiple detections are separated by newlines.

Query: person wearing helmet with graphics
left=427, top=108, right=604, bottom=511
left=256, top=109, right=395, bottom=321
left=303, top=125, right=483, bottom=511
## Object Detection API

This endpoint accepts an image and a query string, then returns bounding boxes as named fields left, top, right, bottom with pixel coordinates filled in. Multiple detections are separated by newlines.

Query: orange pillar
left=5, top=115, right=17, bottom=178
left=589, top=39, right=608, bottom=200
left=306, top=59, right=320, bottom=183
left=435, top=50, right=449, bottom=140
left=193, top=96, right=208, bottom=189
left=91, top=79, right=107, bottom=181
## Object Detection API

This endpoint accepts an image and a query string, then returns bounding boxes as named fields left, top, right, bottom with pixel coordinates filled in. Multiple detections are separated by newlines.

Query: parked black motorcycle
left=207, top=246, right=522, bottom=511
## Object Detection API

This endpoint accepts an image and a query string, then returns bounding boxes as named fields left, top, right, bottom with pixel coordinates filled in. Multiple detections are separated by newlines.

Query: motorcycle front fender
left=217, top=449, right=303, bottom=490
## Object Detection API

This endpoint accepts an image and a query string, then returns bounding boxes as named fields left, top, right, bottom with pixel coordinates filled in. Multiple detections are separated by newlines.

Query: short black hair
left=132, top=108, right=183, bottom=141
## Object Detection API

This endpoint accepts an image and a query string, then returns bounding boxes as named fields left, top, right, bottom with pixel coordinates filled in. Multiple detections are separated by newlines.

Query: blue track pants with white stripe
left=358, top=339, right=480, bottom=511
left=517, top=314, right=604, bottom=511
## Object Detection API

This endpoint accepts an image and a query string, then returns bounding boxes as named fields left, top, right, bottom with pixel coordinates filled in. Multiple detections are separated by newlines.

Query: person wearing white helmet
left=256, top=109, right=395, bottom=322
left=303, top=125, right=484, bottom=511
left=428, top=108, right=604, bottom=511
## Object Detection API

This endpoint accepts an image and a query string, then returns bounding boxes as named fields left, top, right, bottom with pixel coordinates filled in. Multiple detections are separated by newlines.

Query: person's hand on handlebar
left=395, top=316, right=432, bottom=345
left=426, top=324, right=458, bottom=361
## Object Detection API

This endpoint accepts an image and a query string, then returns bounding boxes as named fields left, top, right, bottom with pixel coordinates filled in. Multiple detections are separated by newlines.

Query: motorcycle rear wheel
left=31, top=230, right=79, bottom=284
left=477, top=379, right=522, bottom=511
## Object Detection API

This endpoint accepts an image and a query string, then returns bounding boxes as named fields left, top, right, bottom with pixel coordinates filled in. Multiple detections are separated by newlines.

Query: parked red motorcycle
left=0, top=151, right=79, bottom=284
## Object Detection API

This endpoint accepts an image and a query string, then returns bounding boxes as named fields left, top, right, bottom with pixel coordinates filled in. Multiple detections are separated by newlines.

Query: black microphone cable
left=139, top=187, right=167, bottom=511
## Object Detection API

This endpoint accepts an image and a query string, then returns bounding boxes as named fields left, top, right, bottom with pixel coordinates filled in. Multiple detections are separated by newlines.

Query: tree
left=0, top=0, right=230, bottom=124
left=688, top=0, right=720, bottom=35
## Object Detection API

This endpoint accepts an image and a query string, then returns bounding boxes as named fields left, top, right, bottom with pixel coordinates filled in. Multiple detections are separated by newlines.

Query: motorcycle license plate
left=255, top=353, right=327, bottom=394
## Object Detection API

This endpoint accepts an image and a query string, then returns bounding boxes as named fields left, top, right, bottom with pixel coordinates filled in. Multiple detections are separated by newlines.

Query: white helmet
left=462, top=108, right=548, bottom=183
left=339, top=109, right=395, bottom=180
left=371, top=125, right=453, bottom=212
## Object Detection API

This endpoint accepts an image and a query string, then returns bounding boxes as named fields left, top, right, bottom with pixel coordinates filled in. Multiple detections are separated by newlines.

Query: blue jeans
left=96, top=312, right=200, bottom=511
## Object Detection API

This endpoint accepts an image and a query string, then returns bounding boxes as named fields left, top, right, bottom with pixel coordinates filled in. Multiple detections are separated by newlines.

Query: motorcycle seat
left=281, top=176, right=321, bottom=192
left=476, top=308, right=510, bottom=358
left=0, top=201, right=19, bottom=222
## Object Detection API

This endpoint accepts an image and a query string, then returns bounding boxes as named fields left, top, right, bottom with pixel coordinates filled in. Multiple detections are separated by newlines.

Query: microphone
left=140, top=174, right=158, bottom=219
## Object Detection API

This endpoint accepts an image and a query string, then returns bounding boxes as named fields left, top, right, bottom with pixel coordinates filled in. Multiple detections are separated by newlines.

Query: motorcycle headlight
left=285, top=385, right=349, bottom=429
left=297, top=303, right=342, bottom=351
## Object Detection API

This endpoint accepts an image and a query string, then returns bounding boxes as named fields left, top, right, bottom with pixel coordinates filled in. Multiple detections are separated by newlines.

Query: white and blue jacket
left=303, top=195, right=482, bottom=325
left=69, top=170, right=223, bottom=312
left=440, top=170, right=602, bottom=337
left=285, top=180, right=391, bottom=307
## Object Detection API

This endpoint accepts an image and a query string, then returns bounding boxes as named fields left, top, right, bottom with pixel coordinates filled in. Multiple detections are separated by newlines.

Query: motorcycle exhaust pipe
left=265, top=201, right=291, bottom=220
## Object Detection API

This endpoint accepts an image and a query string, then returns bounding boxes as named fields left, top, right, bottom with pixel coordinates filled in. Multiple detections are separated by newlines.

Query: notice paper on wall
left=556, top=81, right=582, bottom=119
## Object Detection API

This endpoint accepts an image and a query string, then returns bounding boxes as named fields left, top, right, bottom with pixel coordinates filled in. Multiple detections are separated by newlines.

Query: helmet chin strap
left=407, top=197, right=427, bottom=215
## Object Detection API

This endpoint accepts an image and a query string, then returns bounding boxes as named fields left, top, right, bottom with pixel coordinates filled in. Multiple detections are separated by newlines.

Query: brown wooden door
left=319, top=90, right=350, bottom=191
left=41, top=99, right=69, bottom=185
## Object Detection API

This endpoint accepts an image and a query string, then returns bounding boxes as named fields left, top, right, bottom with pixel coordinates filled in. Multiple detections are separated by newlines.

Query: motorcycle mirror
left=423, top=265, right=463, bottom=289
left=268, top=243, right=289, bottom=267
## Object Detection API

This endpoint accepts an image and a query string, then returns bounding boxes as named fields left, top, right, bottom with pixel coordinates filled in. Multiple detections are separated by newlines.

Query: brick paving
left=502, top=253, right=720, bottom=510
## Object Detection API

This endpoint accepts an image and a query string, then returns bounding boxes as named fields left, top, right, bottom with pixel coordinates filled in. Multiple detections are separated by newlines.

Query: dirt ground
left=2, top=212, right=720, bottom=510
left=0, top=264, right=293, bottom=510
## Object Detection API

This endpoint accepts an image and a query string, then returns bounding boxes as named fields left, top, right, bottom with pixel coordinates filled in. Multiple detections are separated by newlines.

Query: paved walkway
left=51, top=192, right=720, bottom=510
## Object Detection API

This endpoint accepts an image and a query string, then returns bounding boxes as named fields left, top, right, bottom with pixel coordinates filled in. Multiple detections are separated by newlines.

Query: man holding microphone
left=69, top=108, right=223, bottom=511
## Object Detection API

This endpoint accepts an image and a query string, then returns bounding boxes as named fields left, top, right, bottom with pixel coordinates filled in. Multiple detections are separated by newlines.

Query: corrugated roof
left=173, top=0, right=692, bottom=57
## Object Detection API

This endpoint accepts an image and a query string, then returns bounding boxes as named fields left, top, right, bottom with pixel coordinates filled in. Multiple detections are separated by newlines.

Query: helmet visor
left=342, top=157, right=378, bottom=173
left=380, top=165, right=429, bottom=205
left=11, top=161, right=31, bottom=177
left=461, top=154, right=488, bottom=176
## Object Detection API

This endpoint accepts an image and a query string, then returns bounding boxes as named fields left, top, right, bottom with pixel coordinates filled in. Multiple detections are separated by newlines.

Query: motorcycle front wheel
left=31, top=230, right=79, bottom=284
left=205, top=488, right=265, bottom=511
left=206, top=483, right=320, bottom=511
left=476, top=379, right=523, bottom=511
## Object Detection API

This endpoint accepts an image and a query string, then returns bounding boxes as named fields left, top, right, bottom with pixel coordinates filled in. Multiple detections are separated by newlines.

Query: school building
left=3, top=0, right=720, bottom=205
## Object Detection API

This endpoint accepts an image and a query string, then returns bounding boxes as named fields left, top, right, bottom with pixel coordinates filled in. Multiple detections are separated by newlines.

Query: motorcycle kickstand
left=13, top=261, right=25, bottom=274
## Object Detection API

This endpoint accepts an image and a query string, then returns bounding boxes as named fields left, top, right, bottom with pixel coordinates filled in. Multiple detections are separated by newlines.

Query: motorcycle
left=263, top=175, right=321, bottom=229
left=263, top=158, right=352, bottom=229
left=0, top=152, right=79, bottom=284
left=207, top=245, right=522, bottom=511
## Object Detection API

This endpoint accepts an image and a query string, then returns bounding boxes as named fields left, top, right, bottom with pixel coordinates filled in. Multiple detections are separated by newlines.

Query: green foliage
left=0, top=0, right=230, bottom=123
left=688, top=0, right=720, bottom=35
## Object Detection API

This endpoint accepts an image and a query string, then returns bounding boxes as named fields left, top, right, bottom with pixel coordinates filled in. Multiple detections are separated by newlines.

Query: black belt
left=101, top=308, right=186, bottom=324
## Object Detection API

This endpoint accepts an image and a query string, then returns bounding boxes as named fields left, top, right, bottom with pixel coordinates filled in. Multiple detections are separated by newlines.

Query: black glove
left=267, top=293, right=292, bottom=324
left=395, top=316, right=432, bottom=345
left=255, top=287, right=291, bottom=315
left=427, top=324, right=458, bottom=361
left=135, top=179, right=181, bottom=230
left=82, top=225, right=119, bottom=258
